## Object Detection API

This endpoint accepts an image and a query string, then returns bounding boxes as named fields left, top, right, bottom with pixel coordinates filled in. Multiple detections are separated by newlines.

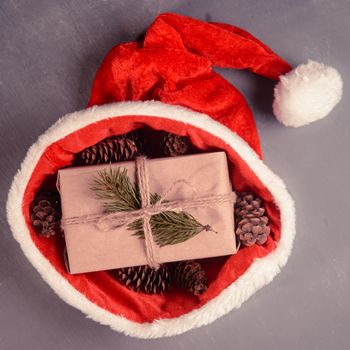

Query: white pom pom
left=273, top=60, right=343, bottom=127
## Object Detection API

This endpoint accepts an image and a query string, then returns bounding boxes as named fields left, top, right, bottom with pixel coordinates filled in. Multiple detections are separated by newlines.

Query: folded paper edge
left=6, top=100, right=296, bottom=339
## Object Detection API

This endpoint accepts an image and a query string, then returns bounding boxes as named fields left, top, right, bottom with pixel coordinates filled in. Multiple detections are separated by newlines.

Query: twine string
left=135, top=156, right=159, bottom=268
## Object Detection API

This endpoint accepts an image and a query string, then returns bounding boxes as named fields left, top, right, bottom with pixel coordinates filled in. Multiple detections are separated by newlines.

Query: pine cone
left=116, top=264, right=171, bottom=294
left=30, top=191, right=61, bottom=237
left=161, top=133, right=189, bottom=157
left=235, top=192, right=271, bottom=246
left=235, top=192, right=265, bottom=219
left=78, top=136, right=139, bottom=165
left=174, top=260, right=208, bottom=296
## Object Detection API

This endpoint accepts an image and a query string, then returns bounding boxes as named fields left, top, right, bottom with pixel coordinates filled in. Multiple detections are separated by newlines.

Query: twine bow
left=62, top=156, right=235, bottom=269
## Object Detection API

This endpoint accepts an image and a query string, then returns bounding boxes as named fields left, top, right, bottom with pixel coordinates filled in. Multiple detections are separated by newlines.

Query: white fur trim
left=7, top=101, right=295, bottom=338
left=273, top=60, right=343, bottom=127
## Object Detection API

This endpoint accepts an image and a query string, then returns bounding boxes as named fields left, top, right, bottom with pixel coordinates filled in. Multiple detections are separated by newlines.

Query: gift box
left=58, top=152, right=236, bottom=274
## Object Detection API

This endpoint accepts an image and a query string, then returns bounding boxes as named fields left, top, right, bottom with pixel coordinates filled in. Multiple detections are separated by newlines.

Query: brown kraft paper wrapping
left=58, top=152, right=236, bottom=274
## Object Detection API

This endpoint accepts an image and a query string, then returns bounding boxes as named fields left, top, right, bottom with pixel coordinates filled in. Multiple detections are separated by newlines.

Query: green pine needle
left=91, top=167, right=210, bottom=246
left=91, top=167, right=141, bottom=212
left=128, top=211, right=208, bottom=247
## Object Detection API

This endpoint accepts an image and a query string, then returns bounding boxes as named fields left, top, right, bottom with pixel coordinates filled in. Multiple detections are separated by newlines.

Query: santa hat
left=90, top=12, right=343, bottom=130
left=6, top=13, right=343, bottom=338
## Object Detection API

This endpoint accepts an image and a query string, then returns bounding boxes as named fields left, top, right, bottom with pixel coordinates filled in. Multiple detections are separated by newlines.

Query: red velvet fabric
left=22, top=13, right=289, bottom=323
left=88, top=13, right=292, bottom=156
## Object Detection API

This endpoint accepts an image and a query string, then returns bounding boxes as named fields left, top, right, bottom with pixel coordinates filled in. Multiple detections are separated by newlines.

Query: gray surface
left=0, top=0, right=349, bottom=349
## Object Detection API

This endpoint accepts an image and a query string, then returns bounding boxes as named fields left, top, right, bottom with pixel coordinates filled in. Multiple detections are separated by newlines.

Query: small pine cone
left=161, top=133, right=189, bottom=157
left=30, top=191, right=61, bottom=237
left=235, top=192, right=271, bottom=247
left=235, top=192, right=266, bottom=220
left=174, top=260, right=208, bottom=296
left=78, top=136, right=139, bottom=165
left=236, top=216, right=270, bottom=247
left=116, top=264, right=171, bottom=294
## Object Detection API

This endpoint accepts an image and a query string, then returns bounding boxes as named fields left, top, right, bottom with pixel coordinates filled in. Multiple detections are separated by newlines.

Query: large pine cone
left=78, top=136, right=139, bottom=165
left=174, top=260, right=208, bottom=296
left=30, top=192, right=61, bottom=237
left=235, top=192, right=271, bottom=246
left=161, top=133, right=189, bottom=157
left=116, top=264, right=171, bottom=294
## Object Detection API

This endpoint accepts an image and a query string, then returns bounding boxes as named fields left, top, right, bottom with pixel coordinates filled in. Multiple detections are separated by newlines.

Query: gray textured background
left=1, top=1, right=349, bottom=349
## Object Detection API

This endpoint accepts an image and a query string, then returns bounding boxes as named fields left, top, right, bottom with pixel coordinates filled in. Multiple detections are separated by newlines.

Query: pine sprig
left=128, top=211, right=212, bottom=247
left=91, top=167, right=212, bottom=246
left=91, top=167, right=140, bottom=212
